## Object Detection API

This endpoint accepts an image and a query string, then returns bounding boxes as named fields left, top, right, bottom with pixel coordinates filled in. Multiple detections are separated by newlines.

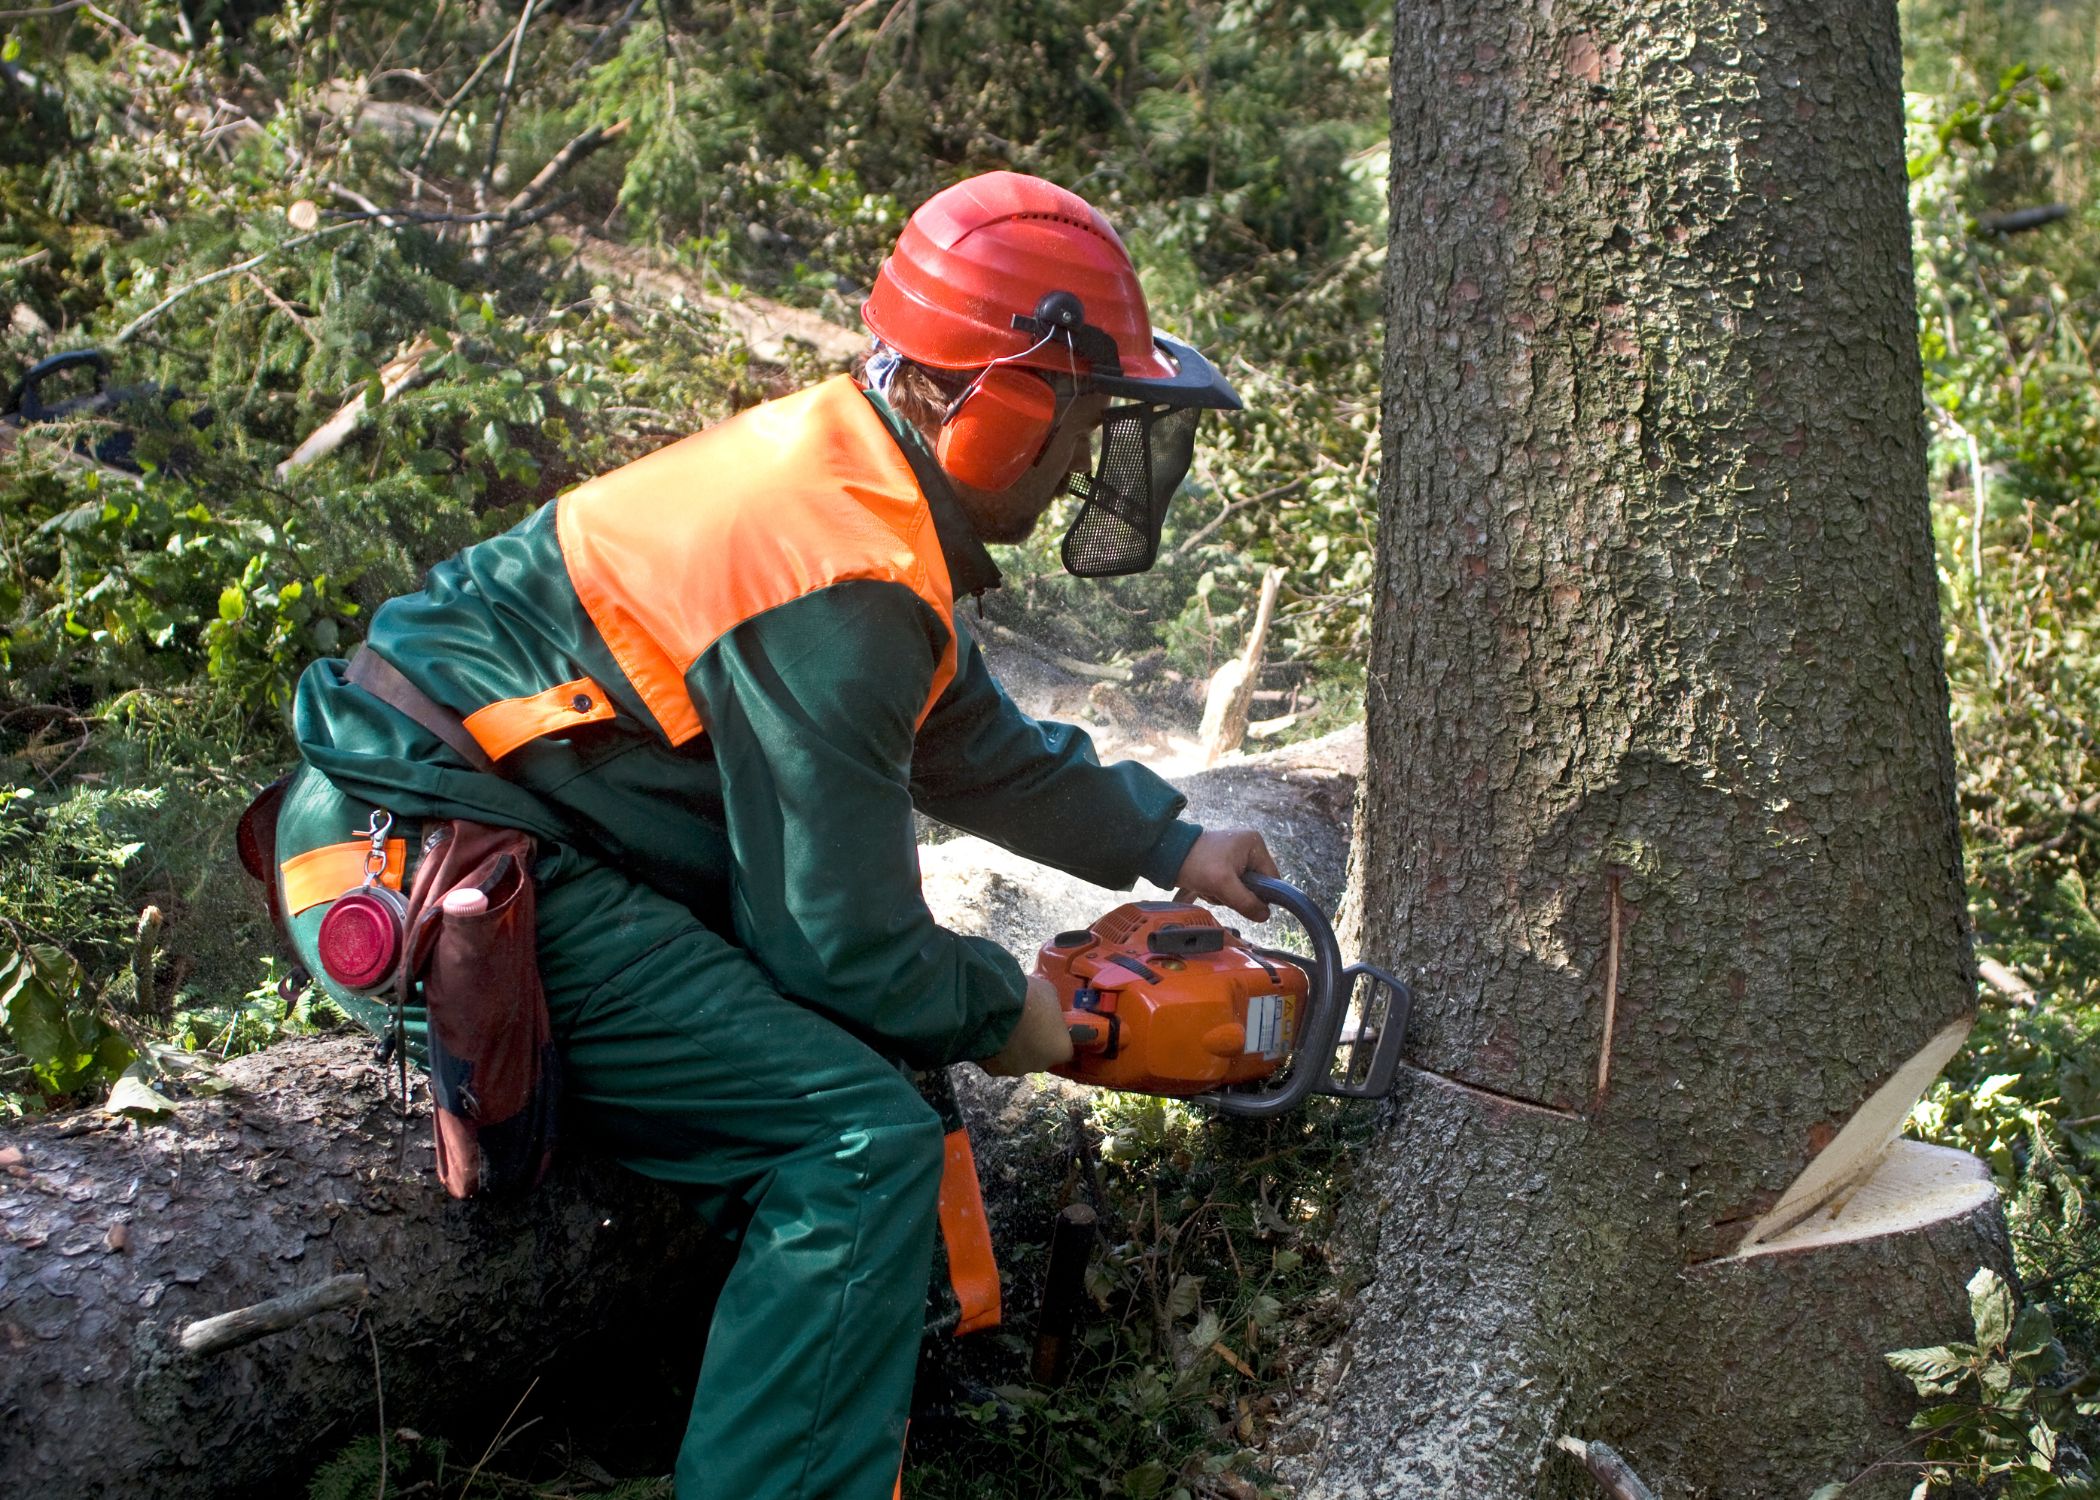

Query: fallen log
left=0, top=1038, right=722, bottom=1500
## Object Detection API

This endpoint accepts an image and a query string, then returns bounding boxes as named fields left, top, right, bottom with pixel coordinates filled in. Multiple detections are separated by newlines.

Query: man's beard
left=962, top=485, right=1063, bottom=545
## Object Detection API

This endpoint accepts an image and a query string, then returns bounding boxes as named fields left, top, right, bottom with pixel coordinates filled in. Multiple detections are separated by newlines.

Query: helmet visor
left=1058, top=404, right=1201, bottom=577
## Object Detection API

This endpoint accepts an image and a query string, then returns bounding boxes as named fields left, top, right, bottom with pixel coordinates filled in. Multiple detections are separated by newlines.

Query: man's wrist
left=1139, top=818, right=1204, bottom=889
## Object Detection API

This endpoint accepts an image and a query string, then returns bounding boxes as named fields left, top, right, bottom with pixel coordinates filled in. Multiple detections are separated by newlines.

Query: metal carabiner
left=359, top=809, right=395, bottom=886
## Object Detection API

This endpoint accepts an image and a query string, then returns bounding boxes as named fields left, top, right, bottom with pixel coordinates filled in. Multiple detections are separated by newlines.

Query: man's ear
left=936, top=369, right=1058, bottom=491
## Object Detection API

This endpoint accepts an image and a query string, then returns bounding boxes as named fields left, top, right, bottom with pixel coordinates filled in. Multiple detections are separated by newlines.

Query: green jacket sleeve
left=689, top=581, right=1027, bottom=1069
left=910, top=623, right=1202, bottom=891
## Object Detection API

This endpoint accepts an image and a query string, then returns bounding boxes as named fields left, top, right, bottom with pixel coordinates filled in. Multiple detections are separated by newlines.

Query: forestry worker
left=258, top=170, right=1277, bottom=1498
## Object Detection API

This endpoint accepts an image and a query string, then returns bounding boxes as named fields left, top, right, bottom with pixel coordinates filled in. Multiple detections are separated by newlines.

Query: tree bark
left=0, top=1037, right=724, bottom=1500
left=1295, top=1, right=2008, bottom=1494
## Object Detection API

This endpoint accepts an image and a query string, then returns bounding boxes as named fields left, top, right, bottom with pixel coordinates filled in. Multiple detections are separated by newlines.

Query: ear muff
left=936, top=367, right=1058, bottom=492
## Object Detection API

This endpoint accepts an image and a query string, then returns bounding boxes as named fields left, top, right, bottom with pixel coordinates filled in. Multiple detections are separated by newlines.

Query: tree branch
left=474, top=0, right=540, bottom=229
left=179, top=1273, right=369, bottom=1357
left=111, top=221, right=367, bottom=345
left=276, top=337, right=437, bottom=478
left=1556, top=1437, right=1660, bottom=1500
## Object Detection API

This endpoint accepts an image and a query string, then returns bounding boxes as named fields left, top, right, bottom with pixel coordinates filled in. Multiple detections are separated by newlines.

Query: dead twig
left=327, top=181, right=401, bottom=230
left=0, top=0, right=89, bottom=15
left=811, top=0, right=880, bottom=62
left=367, top=1318, right=388, bottom=1500
left=978, top=618, right=1132, bottom=682
left=276, top=337, right=437, bottom=478
left=245, top=272, right=319, bottom=342
left=1174, top=476, right=1306, bottom=558
left=178, top=1273, right=369, bottom=1357
left=460, top=1377, right=541, bottom=1497
left=469, top=119, right=627, bottom=263
left=412, top=21, right=528, bottom=174
left=473, top=0, right=540, bottom=235
left=112, top=221, right=367, bottom=346
left=1556, top=1436, right=1660, bottom=1500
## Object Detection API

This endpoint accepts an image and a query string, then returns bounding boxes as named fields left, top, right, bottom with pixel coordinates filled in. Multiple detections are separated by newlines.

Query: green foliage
left=1900, top=1, right=2100, bottom=1435
left=171, top=956, right=348, bottom=1057
left=1892, top=1270, right=2097, bottom=1497
left=0, top=941, right=134, bottom=1108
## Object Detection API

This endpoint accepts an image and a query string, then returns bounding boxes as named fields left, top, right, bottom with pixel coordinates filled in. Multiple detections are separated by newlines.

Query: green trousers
left=276, top=765, right=939, bottom=1499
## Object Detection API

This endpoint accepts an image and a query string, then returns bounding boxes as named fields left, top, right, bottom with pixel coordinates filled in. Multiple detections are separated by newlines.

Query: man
left=267, top=170, right=1277, bottom=1498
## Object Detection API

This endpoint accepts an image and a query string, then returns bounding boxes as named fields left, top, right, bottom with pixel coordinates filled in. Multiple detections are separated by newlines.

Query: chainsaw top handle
left=1211, top=873, right=1346, bottom=1118
left=1211, top=873, right=1413, bottom=1117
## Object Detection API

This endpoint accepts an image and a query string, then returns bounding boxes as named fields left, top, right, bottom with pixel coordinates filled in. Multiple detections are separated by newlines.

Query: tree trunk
left=1295, top=2, right=2008, bottom=1494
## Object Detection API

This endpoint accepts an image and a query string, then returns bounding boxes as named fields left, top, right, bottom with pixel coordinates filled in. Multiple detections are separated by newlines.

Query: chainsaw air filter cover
left=1039, top=900, right=1309, bottom=1098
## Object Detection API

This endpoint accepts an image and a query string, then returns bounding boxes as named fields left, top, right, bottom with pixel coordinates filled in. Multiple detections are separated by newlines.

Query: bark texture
left=1298, top=1, right=2003, bottom=1493
left=0, top=1039, right=722, bottom=1500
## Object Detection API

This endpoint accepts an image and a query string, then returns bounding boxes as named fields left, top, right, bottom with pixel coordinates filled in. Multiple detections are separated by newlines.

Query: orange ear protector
left=936, top=366, right=1059, bottom=491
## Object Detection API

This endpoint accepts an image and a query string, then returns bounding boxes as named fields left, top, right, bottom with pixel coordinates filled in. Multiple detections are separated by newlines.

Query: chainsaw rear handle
left=1211, top=873, right=1412, bottom=1118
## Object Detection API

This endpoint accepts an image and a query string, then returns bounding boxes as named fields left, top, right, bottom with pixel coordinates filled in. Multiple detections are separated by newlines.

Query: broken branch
left=179, top=1273, right=369, bottom=1357
left=112, top=222, right=367, bottom=346
left=1556, top=1436, right=1660, bottom=1500
left=469, top=120, right=628, bottom=263
left=276, top=338, right=436, bottom=478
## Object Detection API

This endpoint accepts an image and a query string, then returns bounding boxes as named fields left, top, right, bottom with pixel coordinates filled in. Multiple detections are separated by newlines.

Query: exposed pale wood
left=1977, top=957, right=2037, bottom=1007
left=179, top=1274, right=369, bottom=1357
left=1198, top=566, right=1285, bottom=767
left=1556, top=1437, right=1660, bottom=1500
left=1737, top=1016, right=1975, bottom=1253
left=275, top=338, right=436, bottom=478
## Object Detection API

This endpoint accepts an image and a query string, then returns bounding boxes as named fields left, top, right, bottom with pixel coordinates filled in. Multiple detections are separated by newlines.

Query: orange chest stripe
left=556, top=378, right=959, bottom=745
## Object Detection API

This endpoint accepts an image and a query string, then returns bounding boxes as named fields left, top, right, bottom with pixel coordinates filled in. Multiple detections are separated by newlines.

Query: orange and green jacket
left=290, top=376, right=1200, bottom=1068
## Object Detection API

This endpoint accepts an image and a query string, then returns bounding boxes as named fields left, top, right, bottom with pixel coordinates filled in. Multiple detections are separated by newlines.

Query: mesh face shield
left=1058, top=404, right=1202, bottom=578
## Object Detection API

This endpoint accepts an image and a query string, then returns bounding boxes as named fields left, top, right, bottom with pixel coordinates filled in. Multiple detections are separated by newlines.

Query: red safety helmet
left=863, top=172, right=1240, bottom=575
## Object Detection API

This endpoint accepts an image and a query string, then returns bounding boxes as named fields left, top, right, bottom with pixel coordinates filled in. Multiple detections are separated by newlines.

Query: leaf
left=104, top=1064, right=176, bottom=1120
left=1166, top=1274, right=1203, bottom=1320
left=1888, top=1345, right=1969, bottom=1394
left=3, top=947, right=94, bottom=1092
left=1189, top=1309, right=1221, bottom=1349
left=2007, top=1305, right=2056, bottom=1360
left=217, top=584, right=245, bottom=622
left=1121, top=1460, right=1169, bottom=1500
left=1807, top=1486, right=1848, bottom=1500
left=1969, top=1268, right=2015, bottom=1350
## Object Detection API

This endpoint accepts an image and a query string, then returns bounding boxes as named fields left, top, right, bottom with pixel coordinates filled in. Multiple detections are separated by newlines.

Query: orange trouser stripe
left=937, top=1128, right=1002, bottom=1336
left=279, top=839, right=406, bottom=915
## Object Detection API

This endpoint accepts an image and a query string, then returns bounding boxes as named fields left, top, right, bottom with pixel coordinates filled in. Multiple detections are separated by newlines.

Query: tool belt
left=235, top=647, right=559, bottom=1199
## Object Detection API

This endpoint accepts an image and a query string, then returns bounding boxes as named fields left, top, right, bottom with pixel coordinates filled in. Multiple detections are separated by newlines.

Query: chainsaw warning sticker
left=1246, top=995, right=1286, bottom=1059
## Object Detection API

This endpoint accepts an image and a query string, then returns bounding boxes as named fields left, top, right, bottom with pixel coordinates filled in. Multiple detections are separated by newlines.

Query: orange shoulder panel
left=554, top=377, right=960, bottom=745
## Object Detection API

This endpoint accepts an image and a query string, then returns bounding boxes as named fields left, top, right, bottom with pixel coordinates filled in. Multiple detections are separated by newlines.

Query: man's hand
left=1173, top=828, right=1281, bottom=921
left=978, top=975, right=1077, bottom=1077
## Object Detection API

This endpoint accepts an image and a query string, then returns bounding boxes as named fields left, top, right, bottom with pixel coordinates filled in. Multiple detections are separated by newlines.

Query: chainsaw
left=1034, top=874, right=1411, bottom=1117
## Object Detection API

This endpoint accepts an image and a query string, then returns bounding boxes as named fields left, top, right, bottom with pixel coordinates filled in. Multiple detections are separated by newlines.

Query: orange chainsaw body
left=1036, top=900, right=1309, bottom=1098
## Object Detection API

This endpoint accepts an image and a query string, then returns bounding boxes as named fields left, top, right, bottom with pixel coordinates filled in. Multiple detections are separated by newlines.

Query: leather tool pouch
left=398, top=819, right=562, bottom=1198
